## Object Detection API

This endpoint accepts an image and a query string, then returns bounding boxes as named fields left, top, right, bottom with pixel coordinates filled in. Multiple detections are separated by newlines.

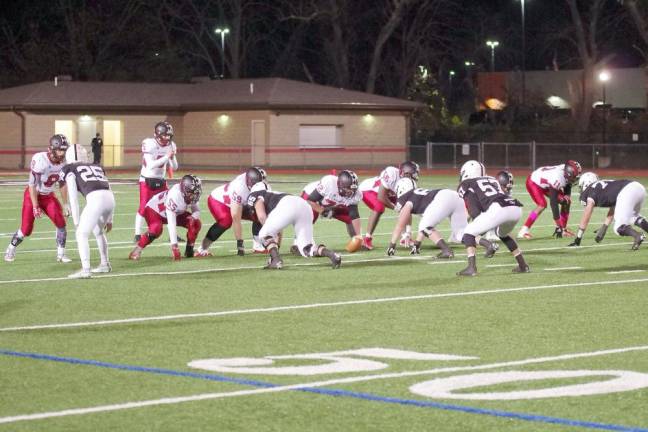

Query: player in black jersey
left=386, top=178, right=467, bottom=258
left=568, top=172, right=647, bottom=249
left=247, top=190, right=342, bottom=269
left=61, top=145, right=115, bottom=279
left=456, top=160, right=529, bottom=276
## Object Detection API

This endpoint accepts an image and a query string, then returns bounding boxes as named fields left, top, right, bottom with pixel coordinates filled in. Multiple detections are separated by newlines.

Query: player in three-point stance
left=518, top=160, right=581, bottom=239
left=129, top=175, right=202, bottom=260
left=134, top=121, right=178, bottom=242
left=195, top=167, right=264, bottom=257
left=359, top=161, right=420, bottom=250
left=386, top=177, right=470, bottom=259
left=4, top=134, right=71, bottom=263
left=248, top=189, right=342, bottom=269
left=61, top=145, right=115, bottom=279
left=457, top=160, right=529, bottom=276
left=568, top=172, right=647, bottom=250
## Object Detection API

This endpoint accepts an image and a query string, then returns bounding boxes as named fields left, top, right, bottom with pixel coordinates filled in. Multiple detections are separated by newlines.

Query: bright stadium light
left=486, top=40, right=500, bottom=72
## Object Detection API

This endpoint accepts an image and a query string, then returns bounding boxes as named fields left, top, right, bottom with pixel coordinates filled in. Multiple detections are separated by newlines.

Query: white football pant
left=258, top=196, right=315, bottom=257
left=464, top=203, right=522, bottom=238
left=614, top=181, right=646, bottom=234
left=76, top=189, right=115, bottom=270
left=418, top=189, right=467, bottom=243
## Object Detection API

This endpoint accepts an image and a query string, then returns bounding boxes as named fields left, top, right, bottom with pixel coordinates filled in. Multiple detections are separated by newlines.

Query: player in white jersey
left=5, top=134, right=71, bottom=263
left=129, top=175, right=202, bottom=260
left=359, top=161, right=419, bottom=250
left=134, top=121, right=178, bottom=242
left=195, top=167, right=264, bottom=257
left=518, top=160, right=581, bottom=239
left=300, top=171, right=363, bottom=251
left=61, top=145, right=115, bottom=279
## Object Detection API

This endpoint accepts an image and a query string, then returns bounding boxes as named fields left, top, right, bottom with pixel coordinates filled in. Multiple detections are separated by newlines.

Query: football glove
left=321, top=208, right=334, bottom=219
left=553, top=226, right=563, bottom=238
left=171, top=244, right=181, bottom=260
left=236, top=239, right=245, bottom=256
left=62, top=203, right=71, bottom=218
left=33, top=206, right=43, bottom=218
left=594, top=224, right=608, bottom=243
left=410, top=241, right=421, bottom=255
left=568, top=237, right=581, bottom=247
left=387, top=242, right=396, bottom=256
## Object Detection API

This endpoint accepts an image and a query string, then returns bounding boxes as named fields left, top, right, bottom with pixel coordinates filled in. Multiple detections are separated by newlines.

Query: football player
left=195, top=167, right=264, bottom=257
left=247, top=167, right=274, bottom=253
left=4, top=134, right=71, bottom=263
left=457, top=160, right=529, bottom=276
left=518, top=160, right=581, bottom=239
left=300, top=170, right=363, bottom=250
left=386, top=177, right=468, bottom=259
left=61, top=145, right=115, bottom=279
left=129, top=175, right=202, bottom=260
left=134, top=121, right=178, bottom=242
left=496, top=170, right=514, bottom=195
left=568, top=172, right=647, bottom=249
left=359, top=161, right=419, bottom=250
left=248, top=189, right=342, bottom=269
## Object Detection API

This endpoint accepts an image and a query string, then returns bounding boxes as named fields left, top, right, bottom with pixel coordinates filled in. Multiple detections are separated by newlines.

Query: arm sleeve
left=142, top=152, right=170, bottom=169
left=166, top=209, right=178, bottom=245
left=65, top=173, right=81, bottom=226
left=347, top=204, right=360, bottom=220
left=549, top=189, right=560, bottom=220
left=307, top=189, right=325, bottom=203
left=28, top=171, right=42, bottom=187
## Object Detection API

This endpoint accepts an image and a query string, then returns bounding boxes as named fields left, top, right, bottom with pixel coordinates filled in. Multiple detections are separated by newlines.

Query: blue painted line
left=2, top=348, right=648, bottom=431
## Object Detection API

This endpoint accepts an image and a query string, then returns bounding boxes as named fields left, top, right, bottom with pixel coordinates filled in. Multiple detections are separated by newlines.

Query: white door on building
left=251, top=120, right=266, bottom=166
left=103, top=120, right=122, bottom=167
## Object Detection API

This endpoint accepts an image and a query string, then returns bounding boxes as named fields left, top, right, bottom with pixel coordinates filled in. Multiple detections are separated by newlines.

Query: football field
left=1, top=173, right=648, bottom=431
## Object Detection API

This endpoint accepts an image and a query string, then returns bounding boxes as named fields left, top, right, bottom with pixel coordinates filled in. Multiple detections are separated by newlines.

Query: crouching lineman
left=359, top=161, right=420, bottom=250
left=386, top=177, right=469, bottom=259
left=129, top=175, right=202, bottom=260
left=568, top=172, right=647, bottom=249
left=5, top=134, right=71, bottom=263
left=248, top=189, right=342, bottom=269
left=62, top=145, right=115, bottom=279
left=457, top=160, right=529, bottom=276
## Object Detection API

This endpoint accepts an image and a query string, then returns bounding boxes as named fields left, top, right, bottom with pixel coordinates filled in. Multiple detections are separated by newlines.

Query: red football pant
left=20, top=188, right=66, bottom=236
left=207, top=196, right=233, bottom=228
left=138, top=180, right=168, bottom=216
left=138, top=207, right=201, bottom=248
left=525, top=176, right=550, bottom=208
left=300, top=191, right=353, bottom=224
left=362, top=190, right=396, bottom=213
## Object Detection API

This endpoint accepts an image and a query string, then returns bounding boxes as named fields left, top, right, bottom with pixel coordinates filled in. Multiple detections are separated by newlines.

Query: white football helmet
left=65, top=144, right=89, bottom=164
left=460, top=160, right=486, bottom=181
left=578, top=172, right=598, bottom=191
left=396, top=177, right=416, bottom=198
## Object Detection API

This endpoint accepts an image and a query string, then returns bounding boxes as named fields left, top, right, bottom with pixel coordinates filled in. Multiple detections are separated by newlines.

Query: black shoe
left=134, top=234, right=141, bottom=243
left=513, top=265, right=530, bottom=273
left=632, top=234, right=645, bottom=251
left=330, top=253, right=342, bottom=269
left=264, top=257, right=284, bottom=270
left=437, top=250, right=454, bottom=259
left=484, top=242, right=499, bottom=259
left=457, top=266, right=477, bottom=276
left=290, top=245, right=300, bottom=256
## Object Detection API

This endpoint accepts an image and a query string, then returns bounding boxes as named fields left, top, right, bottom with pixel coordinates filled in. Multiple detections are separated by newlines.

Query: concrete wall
left=0, top=112, right=23, bottom=169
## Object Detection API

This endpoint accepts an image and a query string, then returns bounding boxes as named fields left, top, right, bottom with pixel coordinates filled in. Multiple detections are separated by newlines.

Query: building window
left=299, top=125, right=342, bottom=149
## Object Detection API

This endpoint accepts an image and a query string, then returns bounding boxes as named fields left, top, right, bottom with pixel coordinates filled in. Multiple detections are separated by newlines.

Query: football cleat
left=68, top=269, right=92, bottom=279
left=193, top=248, right=212, bottom=258
left=330, top=252, right=342, bottom=269
left=484, top=241, right=499, bottom=259
left=457, top=266, right=477, bottom=276
left=290, top=245, right=301, bottom=256
left=436, top=250, right=454, bottom=259
left=362, top=236, right=374, bottom=251
left=632, top=233, right=646, bottom=251
left=128, top=246, right=143, bottom=260
left=4, top=246, right=15, bottom=262
left=264, top=256, right=283, bottom=270
left=517, top=226, right=531, bottom=239
left=513, top=264, right=530, bottom=273
left=91, top=263, right=112, bottom=273
left=57, top=254, right=72, bottom=263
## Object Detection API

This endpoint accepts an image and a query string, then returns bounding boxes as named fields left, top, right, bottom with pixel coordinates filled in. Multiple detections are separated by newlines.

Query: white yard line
left=543, top=267, right=583, bottom=271
left=2, top=275, right=648, bottom=333
left=0, top=344, right=646, bottom=425
left=607, top=270, right=645, bottom=274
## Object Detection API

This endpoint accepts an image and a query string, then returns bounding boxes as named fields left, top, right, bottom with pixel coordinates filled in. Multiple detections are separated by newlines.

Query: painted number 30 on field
left=187, top=348, right=648, bottom=401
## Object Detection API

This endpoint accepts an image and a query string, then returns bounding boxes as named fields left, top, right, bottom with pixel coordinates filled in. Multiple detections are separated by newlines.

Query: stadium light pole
left=599, top=70, right=611, bottom=144
left=519, top=0, right=527, bottom=105
left=215, top=27, right=230, bottom=78
left=486, top=40, right=499, bottom=72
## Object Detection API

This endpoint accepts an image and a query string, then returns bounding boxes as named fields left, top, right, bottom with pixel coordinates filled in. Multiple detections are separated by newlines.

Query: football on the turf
left=345, top=236, right=363, bottom=253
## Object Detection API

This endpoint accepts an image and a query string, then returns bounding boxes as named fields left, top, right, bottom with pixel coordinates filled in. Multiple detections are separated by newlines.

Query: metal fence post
left=592, top=144, right=596, bottom=169
left=531, top=141, right=536, bottom=170
left=427, top=141, right=433, bottom=169
left=453, top=143, right=457, bottom=169
left=505, top=143, right=509, bottom=168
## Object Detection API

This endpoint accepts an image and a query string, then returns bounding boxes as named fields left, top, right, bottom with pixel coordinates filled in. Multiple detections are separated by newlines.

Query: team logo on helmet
left=154, top=121, right=174, bottom=147
left=245, top=166, right=263, bottom=188
left=399, top=161, right=420, bottom=181
left=578, top=172, right=598, bottom=191
left=180, top=174, right=202, bottom=204
left=496, top=170, right=514, bottom=194
left=48, top=134, right=70, bottom=164
left=459, top=160, right=485, bottom=181
left=337, top=170, right=359, bottom=198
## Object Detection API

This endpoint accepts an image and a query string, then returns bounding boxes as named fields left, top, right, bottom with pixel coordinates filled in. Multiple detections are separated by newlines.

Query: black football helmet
left=496, top=170, right=514, bottom=194
left=245, top=166, right=263, bottom=188
left=337, top=170, right=359, bottom=198
left=154, top=121, right=174, bottom=146
left=254, top=166, right=268, bottom=182
left=48, top=134, right=70, bottom=164
left=564, top=160, right=582, bottom=184
left=399, top=161, right=420, bottom=181
left=180, top=175, right=202, bottom=204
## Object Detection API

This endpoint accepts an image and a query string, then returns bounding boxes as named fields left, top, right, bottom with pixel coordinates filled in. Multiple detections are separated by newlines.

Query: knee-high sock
left=56, top=227, right=67, bottom=248
left=93, top=225, right=109, bottom=265
left=524, top=211, right=539, bottom=228
left=76, top=229, right=91, bottom=270
left=135, top=213, right=144, bottom=236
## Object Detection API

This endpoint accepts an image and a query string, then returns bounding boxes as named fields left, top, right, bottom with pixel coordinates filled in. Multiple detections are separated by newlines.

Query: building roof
left=0, top=77, right=423, bottom=112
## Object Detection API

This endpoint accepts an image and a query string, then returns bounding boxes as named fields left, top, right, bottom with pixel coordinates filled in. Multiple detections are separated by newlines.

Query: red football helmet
left=564, top=160, right=582, bottom=184
left=245, top=167, right=263, bottom=188
left=337, top=170, right=359, bottom=198
left=154, top=121, right=174, bottom=146
left=48, top=134, right=70, bottom=164
left=180, top=174, right=202, bottom=204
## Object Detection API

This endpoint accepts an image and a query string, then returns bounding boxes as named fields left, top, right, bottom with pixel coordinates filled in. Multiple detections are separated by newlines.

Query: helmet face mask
left=399, top=161, right=420, bottom=181
left=496, top=170, right=514, bottom=194
left=254, top=166, right=267, bottom=182
left=154, top=121, right=174, bottom=147
left=180, top=175, right=202, bottom=204
left=459, top=160, right=485, bottom=181
left=337, top=170, right=359, bottom=198
left=48, top=134, right=70, bottom=164
left=245, top=167, right=263, bottom=188
left=578, top=172, right=598, bottom=191
left=564, top=160, right=582, bottom=184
